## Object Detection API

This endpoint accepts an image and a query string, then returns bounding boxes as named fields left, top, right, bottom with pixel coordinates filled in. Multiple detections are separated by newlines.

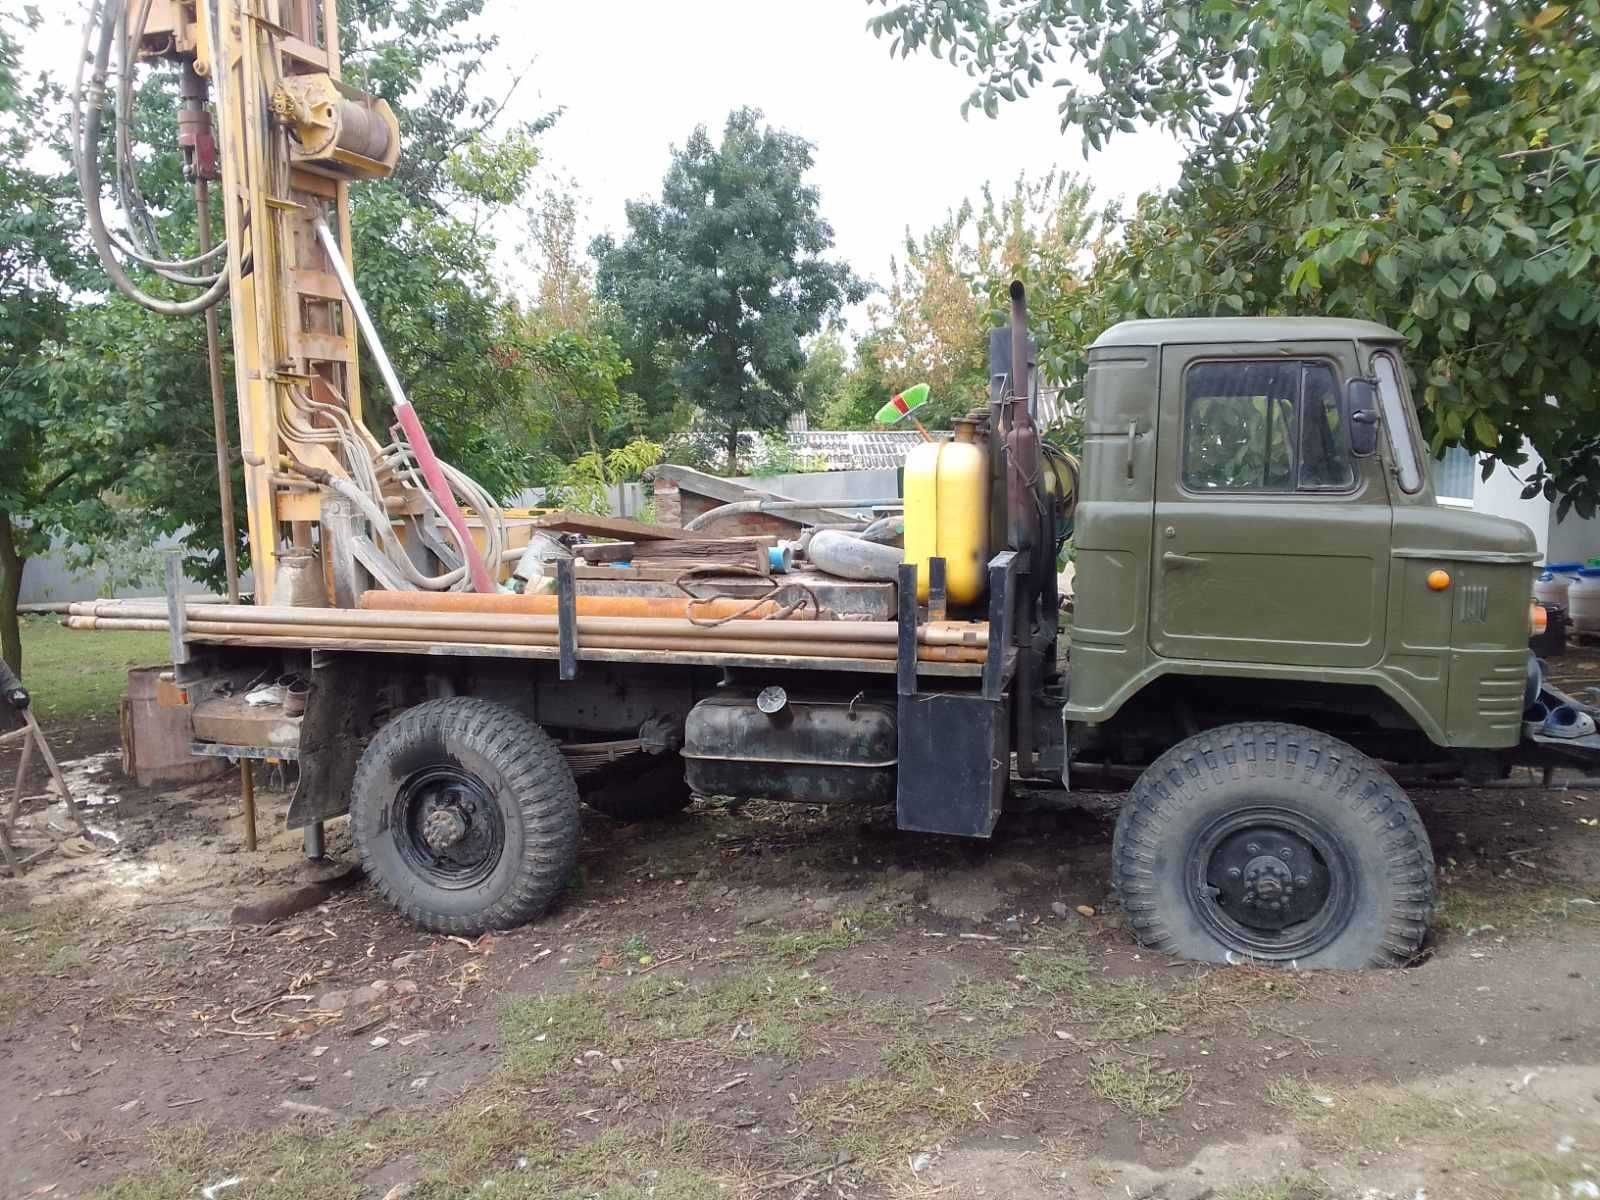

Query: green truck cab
left=1063, top=317, right=1566, bottom=970
left=1069, top=318, right=1538, bottom=750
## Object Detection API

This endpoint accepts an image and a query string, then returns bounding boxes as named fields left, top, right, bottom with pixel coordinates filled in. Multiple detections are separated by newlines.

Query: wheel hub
left=1205, top=823, right=1332, bottom=935
left=421, top=805, right=468, bottom=851
left=392, top=765, right=504, bottom=889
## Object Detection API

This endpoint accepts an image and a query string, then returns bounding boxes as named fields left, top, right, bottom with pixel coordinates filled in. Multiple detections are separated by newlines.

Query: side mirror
left=1347, top=379, right=1380, bottom=457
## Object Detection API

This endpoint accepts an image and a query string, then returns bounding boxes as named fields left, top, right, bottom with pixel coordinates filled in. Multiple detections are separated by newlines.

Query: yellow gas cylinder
left=903, top=418, right=989, bottom=604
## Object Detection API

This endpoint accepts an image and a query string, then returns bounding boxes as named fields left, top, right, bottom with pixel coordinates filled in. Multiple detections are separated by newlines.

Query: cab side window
left=1183, top=360, right=1354, bottom=492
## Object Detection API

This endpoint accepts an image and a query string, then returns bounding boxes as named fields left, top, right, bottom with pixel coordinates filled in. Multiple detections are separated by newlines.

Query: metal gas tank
left=681, top=688, right=896, bottom=806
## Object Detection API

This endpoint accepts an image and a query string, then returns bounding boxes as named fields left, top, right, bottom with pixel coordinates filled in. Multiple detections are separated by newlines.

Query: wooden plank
left=629, top=537, right=776, bottom=564
left=531, top=511, right=688, bottom=541
left=573, top=565, right=704, bottom=583
left=573, top=542, right=637, bottom=563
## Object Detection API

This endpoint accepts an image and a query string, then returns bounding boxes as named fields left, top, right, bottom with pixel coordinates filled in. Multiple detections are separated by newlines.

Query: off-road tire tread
left=350, top=697, right=578, bottom=936
left=1111, top=722, right=1435, bottom=967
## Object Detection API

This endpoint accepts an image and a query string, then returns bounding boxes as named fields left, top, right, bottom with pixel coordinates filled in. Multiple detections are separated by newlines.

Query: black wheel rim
left=391, top=764, right=505, bottom=889
left=1187, top=805, right=1354, bottom=961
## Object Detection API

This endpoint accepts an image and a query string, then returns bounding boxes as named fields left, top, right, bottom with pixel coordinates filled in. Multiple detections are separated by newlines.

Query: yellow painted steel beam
left=191, top=0, right=392, bottom=604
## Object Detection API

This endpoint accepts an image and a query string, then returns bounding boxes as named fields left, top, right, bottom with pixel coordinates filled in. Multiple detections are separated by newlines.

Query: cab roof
left=1089, top=317, right=1407, bottom=349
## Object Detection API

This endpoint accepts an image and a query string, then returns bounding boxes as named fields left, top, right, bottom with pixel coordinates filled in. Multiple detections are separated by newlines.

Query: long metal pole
left=196, top=176, right=240, bottom=604
left=66, top=604, right=987, bottom=646
left=240, top=759, right=258, bottom=851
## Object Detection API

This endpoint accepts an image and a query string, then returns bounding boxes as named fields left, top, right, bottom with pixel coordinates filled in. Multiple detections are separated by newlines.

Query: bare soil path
left=2, top=717, right=1597, bottom=1199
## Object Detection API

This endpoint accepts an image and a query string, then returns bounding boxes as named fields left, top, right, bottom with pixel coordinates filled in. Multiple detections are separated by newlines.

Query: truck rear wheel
left=1112, top=723, right=1434, bottom=968
left=350, top=698, right=579, bottom=935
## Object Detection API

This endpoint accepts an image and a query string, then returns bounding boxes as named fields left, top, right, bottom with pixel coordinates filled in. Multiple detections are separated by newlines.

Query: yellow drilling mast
left=125, top=0, right=400, bottom=604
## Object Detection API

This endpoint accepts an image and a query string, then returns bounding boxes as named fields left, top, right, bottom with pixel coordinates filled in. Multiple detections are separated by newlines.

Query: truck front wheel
left=350, top=698, right=579, bottom=935
left=1112, top=723, right=1434, bottom=968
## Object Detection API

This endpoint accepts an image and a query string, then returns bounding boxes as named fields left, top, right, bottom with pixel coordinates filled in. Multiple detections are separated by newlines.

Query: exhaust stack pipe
left=1004, top=281, right=1041, bottom=556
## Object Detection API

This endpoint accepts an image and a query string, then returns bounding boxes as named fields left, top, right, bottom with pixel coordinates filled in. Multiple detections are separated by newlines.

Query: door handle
left=1163, top=551, right=1206, bottom=567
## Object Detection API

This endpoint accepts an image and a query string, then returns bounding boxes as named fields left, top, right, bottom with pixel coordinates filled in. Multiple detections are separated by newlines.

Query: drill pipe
left=65, top=602, right=986, bottom=647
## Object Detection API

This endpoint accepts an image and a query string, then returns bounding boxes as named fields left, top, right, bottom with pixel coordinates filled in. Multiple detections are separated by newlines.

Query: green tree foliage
left=873, top=171, right=1101, bottom=426
left=0, top=7, right=92, bottom=670
left=3, top=1, right=616, bottom=668
left=869, top=0, right=1600, bottom=511
left=593, top=108, right=865, bottom=473
left=818, top=334, right=896, bottom=430
left=795, top=333, right=849, bottom=422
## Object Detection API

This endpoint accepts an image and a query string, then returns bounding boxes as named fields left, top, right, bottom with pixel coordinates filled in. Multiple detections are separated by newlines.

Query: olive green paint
left=1067, top=319, right=1537, bottom=751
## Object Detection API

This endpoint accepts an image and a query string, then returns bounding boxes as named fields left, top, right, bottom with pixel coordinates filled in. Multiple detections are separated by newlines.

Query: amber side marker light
left=1426, top=569, right=1452, bottom=591
left=1532, top=602, right=1548, bottom=635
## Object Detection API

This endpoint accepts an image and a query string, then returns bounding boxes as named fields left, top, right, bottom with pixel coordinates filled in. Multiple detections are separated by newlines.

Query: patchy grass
left=1264, top=1074, right=1338, bottom=1122
left=1268, top=1079, right=1517, bottom=1152
left=1076, top=977, right=1187, bottom=1041
left=502, top=964, right=845, bottom=1083
left=1010, top=949, right=1306, bottom=1045
left=1467, top=1146, right=1600, bottom=1199
left=798, top=1047, right=1036, bottom=1171
left=1218, top=1175, right=1332, bottom=1200
left=752, top=908, right=898, bottom=964
left=1435, top=879, right=1600, bottom=933
left=1, top=900, right=90, bottom=982
left=1015, top=945, right=1098, bottom=995
left=15, top=614, right=169, bottom=721
left=501, top=991, right=614, bottom=1083
left=96, top=1102, right=736, bottom=1200
left=1087, top=1060, right=1194, bottom=1117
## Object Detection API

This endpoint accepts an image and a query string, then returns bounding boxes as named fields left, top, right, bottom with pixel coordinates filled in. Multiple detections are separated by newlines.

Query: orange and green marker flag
left=875, top=382, right=930, bottom=425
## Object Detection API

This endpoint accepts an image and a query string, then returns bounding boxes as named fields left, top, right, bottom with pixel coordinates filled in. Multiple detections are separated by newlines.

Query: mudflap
left=286, top=653, right=382, bottom=830
left=896, top=689, right=1009, bottom=837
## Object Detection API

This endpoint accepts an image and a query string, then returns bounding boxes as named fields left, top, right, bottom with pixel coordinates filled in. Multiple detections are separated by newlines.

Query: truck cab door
left=1149, top=344, right=1391, bottom=669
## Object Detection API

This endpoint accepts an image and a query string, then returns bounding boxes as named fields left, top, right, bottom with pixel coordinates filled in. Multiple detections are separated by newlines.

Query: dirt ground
left=2, top=711, right=1598, bottom=1200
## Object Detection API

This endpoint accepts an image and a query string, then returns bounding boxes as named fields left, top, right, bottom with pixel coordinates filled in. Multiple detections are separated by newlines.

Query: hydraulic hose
left=75, top=0, right=230, bottom=316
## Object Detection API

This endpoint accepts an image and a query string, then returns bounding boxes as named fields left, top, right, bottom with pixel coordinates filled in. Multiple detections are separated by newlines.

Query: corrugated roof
left=788, top=430, right=950, bottom=471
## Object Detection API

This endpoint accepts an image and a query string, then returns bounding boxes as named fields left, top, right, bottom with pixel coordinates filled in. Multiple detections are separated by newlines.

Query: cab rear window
left=1182, top=360, right=1355, bottom=492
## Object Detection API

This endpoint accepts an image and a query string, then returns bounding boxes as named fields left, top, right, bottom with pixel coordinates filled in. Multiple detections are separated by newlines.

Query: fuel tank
left=681, top=690, right=897, bottom=805
left=903, top=417, right=989, bottom=605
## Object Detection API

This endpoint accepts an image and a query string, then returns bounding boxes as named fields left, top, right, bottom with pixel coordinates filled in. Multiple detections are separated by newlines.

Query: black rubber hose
left=77, top=0, right=229, bottom=316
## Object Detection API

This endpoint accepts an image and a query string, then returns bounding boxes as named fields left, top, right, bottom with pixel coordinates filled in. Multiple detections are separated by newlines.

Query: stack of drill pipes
left=358, top=591, right=786, bottom=621
left=62, top=616, right=982, bottom=662
left=64, top=605, right=986, bottom=660
left=67, top=602, right=986, bottom=645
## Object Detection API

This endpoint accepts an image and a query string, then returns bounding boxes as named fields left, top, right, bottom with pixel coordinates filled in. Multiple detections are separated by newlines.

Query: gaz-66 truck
left=73, top=0, right=1584, bottom=972
left=89, top=292, right=1589, bottom=973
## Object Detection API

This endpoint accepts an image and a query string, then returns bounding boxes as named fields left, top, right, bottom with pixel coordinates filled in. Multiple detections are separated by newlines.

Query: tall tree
left=869, top=0, right=1600, bottom=511
left=593, top=108, right=865, bottom=472
left=872, top=171, right=1101, bottom=425
left=0, top=8, right=89, bottom=671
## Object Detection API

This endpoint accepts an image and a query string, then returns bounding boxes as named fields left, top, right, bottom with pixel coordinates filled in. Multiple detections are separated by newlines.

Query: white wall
left=1458, top=441, right=1600, bottom=565
left=1474, top=456, right=1549, bottom=558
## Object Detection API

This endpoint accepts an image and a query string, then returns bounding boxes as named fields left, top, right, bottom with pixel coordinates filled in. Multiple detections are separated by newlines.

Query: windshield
left=1373, top=352, right=1423, bottom=493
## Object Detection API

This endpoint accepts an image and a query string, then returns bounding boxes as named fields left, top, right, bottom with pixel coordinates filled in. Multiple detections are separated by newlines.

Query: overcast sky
left=522, top=0, right=1182, bottom=297
left=33, top=2, right=1183, bottom=317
